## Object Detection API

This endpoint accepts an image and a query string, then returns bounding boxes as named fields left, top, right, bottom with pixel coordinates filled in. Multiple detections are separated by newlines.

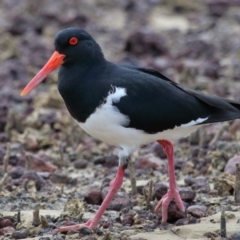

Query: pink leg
left=58, top=167, right=124, bottom=232
left=155, top=140, right=185, bottom=223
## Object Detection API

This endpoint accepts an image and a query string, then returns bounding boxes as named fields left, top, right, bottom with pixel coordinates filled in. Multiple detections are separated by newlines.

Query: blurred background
left=1, top=0, right=240, bottom=238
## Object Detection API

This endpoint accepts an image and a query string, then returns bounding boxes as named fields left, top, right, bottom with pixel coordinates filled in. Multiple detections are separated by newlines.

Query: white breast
left=78, top=87, right=203, bottom=152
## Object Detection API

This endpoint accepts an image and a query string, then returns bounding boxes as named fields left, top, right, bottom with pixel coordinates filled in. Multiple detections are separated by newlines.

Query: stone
left=157, top=201, right=186, bottom=223
left=74, top=159, right=88, bottom=169
left=12, top=228, right=29, bottom=239
left=224, top=155, right=240, bottom=175
left=84, top=189, right=102, bottom=205
left=122, top=214, right=134, bottom=226
left=187, top=205, right=207, bottom=218
left=153, top=182, right=168, bottom=200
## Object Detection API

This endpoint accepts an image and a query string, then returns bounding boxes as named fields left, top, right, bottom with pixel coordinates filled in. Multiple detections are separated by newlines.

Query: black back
left=56, top=28, right=240, bottom=134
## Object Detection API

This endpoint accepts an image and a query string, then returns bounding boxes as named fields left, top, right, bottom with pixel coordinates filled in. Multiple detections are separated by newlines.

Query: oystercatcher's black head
left=55, top=28, right=104, bottom=65
left=21, top=28, right=104, bottom=96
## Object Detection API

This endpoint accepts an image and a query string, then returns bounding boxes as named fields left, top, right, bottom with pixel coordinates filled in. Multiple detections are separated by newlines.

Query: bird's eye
left=69, top=37, right=78, bottom=45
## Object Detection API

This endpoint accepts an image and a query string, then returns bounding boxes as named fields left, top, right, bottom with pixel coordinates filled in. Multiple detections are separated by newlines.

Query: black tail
left=190, top=89, right=240, bottom=124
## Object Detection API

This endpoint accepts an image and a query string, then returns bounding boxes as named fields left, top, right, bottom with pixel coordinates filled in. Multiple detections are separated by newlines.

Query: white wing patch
left=106, top=86, right=127, bottom=104
left=180, top=117, right=208, bottom=127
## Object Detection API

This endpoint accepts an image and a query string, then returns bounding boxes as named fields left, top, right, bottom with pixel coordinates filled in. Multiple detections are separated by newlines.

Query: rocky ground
left=1, top=0, right=240, bottom=239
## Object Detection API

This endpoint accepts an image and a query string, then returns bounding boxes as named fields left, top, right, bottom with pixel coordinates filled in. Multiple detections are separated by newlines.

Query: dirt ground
left=1, top=0, right=240, bottom=239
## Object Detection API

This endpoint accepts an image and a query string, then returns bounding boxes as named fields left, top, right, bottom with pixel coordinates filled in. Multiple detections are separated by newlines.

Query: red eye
left=69, top=37, right=78, bottom=45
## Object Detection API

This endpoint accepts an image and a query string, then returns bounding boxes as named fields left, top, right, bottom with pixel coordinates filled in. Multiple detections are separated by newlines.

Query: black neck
left=58, top=59, right=110, bottom=122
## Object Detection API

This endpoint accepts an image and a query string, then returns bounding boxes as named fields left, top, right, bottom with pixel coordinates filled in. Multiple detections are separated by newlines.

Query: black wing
left=113, top=65, right=240, bottom=134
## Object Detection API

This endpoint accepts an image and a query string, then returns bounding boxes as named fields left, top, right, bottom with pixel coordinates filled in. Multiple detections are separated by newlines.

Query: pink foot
left=155, top=188, right=185, bottom=223
left=156, top=140, right=185, bottom=223
left=58, top=219, right=96, bottom=232
left=58, top=167, right=125, bottom=233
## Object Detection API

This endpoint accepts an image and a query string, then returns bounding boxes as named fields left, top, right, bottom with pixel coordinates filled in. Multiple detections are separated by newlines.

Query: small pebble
left=187, top=205, right=207, bottom=218
left=122, top=214, right=134, bottom=226
left=0, top=218, right=13, bottom=228
left=224, top=155, right=240, bottom=175
left=203, top=232, right=219, bottom=238
left=175, top=218, right=188, bottom=226
left=93, top=155, right=118, bottom=168
left=95, top=228, right=104, bottom=236
left=1, top=226, right=15, bottom=235
left=79, top=227, right=93, bottom=235
left=12, top=228, right=29, bottom=239
left=84, top=189, right=102, bottom=205
left=179, top=187, right=196, bottom=202
left=73, top=159, right=88, bottom=169
left=153, top=182, right=168, bottom=200
left=188, top=217, right=199, bottom=224
left=231, top=232, right=240, bottom=240
left=101, top=221, right=111, bottom=229
left=184, top=176, right=210, bottom=192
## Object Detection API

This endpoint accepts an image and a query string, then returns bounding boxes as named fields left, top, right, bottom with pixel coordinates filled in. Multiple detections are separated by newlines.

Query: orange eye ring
left=69, top=37, right=78, bottom=45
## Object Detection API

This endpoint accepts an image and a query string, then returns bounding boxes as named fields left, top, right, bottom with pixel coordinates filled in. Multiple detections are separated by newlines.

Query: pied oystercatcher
left=21, top=28, right=240, bottom=232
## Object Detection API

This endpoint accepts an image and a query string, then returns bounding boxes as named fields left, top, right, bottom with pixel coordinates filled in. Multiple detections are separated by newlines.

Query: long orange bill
left=21, top=51, right=66, bottom=96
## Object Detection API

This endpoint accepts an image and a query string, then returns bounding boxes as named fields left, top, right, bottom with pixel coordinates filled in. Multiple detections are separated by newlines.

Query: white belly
left=79, top=116, right=200, bottom=148
left=78, top=87, right=201, bottom=151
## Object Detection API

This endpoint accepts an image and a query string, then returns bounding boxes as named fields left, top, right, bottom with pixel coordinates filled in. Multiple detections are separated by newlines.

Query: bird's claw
left=155, top=189, right=185, bottom=223
left=58, top=219, right=95, bottom=232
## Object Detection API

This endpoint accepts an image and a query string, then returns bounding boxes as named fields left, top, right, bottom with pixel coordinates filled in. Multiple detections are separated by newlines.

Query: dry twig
left=32, top=205, right=41, bottom=227
left=234, top=163, right=240, bottom=204
left=59, top=143, right=64, bottom=170
left=209, top=122, right=229, bottom=146
left=41, top=215, right=48, bottom=228
left=0, top=173, right=9, bottom=192
left=128, top=158, right=137, bottom=195
left=25, top=154, right=32, bottom=170
left=220, top=208, right=227, bottom=238
left=3, top=142, right=10, bottom=173
left=143, top=180, right=153, bottom=210
left=17, top=211, right=21, bottom=223
left=4, top=109, right=13, bottom=138
left=23, top=179, right=29, bottom=192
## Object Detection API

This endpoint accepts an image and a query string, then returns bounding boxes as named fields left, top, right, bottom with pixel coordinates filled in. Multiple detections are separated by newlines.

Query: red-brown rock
left=84, top=189, right=102, bottom=205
